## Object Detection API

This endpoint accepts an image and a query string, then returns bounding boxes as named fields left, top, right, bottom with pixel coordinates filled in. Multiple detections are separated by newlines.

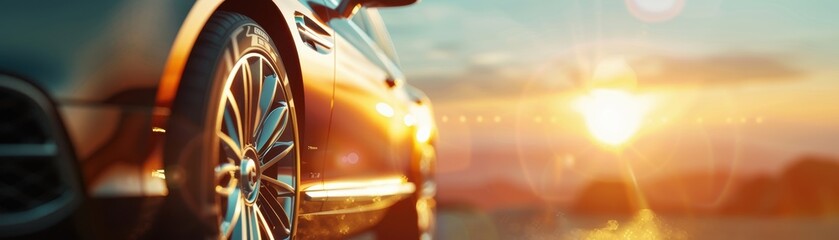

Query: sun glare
left=575, top=89, right=652, bottom=146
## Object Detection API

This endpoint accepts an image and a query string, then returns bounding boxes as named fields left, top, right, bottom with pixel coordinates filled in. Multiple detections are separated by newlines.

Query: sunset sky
left=380, top=0, right=839, bottom=205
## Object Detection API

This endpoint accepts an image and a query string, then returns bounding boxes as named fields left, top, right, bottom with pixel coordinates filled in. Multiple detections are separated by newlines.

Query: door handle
left=295, top=13, right=334, bottom=52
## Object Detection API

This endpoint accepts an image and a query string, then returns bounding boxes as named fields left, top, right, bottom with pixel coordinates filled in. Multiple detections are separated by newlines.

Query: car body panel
left=295, top=8, right=421, bottom=237
left=0, top=0, right=195, bottom=199
left=324, top=8, right=414, bottom=203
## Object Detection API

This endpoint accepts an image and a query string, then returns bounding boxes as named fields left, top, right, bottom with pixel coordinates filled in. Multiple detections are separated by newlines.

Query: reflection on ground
left=563, top=209, right=686, bottom=240
left=435, top=206, right=839, bottom=240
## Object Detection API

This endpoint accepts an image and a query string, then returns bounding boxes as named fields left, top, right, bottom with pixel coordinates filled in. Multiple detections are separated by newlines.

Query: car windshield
left=381, top=0, right=839, bottom=239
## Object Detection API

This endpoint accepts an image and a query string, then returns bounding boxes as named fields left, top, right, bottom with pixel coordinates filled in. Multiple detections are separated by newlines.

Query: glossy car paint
left=292, top=6, right=423, bottom=236
left=0, top=0, right=431, bottom=238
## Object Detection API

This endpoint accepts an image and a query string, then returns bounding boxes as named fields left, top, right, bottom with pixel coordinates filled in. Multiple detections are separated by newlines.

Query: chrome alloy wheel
left=214, top=52, right=297, bottom=240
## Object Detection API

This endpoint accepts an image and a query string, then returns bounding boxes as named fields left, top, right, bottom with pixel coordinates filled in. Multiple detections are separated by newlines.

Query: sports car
left=0, top=0, right=436, bottom=239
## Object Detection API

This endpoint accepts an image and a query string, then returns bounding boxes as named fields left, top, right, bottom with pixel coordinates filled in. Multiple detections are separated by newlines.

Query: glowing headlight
left=409, top=105, right=435, bottom=143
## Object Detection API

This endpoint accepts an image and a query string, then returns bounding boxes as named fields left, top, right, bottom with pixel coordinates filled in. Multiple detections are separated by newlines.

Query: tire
left=159, top=11, right=300, bottom=239
left=376, top=144, right=437, bottom=240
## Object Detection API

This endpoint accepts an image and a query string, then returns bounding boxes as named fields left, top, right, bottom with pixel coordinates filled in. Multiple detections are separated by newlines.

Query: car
left=0, top=0, right=437, bottom=239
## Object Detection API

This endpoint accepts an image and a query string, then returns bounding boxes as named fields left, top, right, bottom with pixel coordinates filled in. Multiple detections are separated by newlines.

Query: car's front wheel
left=163, top=11, right=300, bottom=240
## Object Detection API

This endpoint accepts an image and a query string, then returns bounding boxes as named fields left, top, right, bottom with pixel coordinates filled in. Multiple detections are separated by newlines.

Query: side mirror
left=337, top=0, right=418, bottom=19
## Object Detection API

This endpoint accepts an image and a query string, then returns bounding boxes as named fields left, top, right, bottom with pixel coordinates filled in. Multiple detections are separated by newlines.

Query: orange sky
left=379, top=0, right=839, bottom=205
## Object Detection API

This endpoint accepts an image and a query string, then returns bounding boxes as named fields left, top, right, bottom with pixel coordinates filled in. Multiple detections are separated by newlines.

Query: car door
left=286, top=0, right=336, bottom=215
left=320, top=8, right=414, bottom=208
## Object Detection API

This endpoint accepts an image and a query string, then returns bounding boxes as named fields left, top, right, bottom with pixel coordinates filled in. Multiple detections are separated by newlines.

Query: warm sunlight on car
left=574, top=89, right=652, bottom=146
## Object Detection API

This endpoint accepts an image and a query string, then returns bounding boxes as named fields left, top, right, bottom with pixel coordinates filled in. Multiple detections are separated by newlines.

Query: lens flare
left=626, top=0, right=685, bottom=22
left=574, top=89, right=652, bottom=146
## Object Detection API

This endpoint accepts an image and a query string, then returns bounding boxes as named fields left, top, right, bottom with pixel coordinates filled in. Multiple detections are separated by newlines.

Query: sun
left=574, top=89, right=652, bottom=146
left=572, top=57, right=652, bottom=146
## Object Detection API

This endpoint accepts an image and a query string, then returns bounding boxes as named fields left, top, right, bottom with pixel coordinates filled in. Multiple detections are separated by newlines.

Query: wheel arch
left=217, top=0, right=307, bottom=125
left=148, top=0, right=308, bottom=200
left=155, top=0, right=306, bottom=131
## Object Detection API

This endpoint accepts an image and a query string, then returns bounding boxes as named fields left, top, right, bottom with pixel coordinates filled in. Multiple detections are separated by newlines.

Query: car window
left=364, top=9, right=399, bottom=64
left=350, top=9, right=370, bottom=34
left=350, top=9, right=399, bottom=64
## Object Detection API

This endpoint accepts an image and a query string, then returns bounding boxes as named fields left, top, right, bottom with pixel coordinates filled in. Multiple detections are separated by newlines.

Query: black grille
left=0, top=89, right=48, bottom=144
left=0, top=80, right=74, bottom=217
left=0, top=157, right=65, bottom=214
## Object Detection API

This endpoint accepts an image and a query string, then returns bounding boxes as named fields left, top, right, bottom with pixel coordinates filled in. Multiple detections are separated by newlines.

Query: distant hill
left=436, top=179, right=545, bottom=210
left=567, top=155, right=839, bottom=216
left=436, top=154, right=839, bottom=217
left=721, top=155, right=839, bottom=216
left=569, top=179, right=641, bottom=215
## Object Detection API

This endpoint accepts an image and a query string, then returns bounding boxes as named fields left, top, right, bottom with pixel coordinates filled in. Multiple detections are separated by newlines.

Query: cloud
left=406, top=51, right=806, bottom=104
left=407, top=62, right=539, bottom=103
left=630, top=52, right=804, bottom=88
left=470, top=52, right=511, bottom=66
left=535, top=51, right=805, bottom=90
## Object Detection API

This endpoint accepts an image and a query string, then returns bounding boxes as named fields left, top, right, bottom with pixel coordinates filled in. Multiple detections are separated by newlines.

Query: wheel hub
left=241, top=148, right=261, bottom=204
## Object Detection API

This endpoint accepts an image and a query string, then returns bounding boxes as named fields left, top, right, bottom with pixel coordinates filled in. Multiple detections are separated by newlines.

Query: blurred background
left=379, top=0, right=839, bottom=239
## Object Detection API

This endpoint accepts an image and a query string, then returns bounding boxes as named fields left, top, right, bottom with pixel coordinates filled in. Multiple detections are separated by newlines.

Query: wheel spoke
left=260, top=175, right=295, bottom=194
left=258, top=75, right=278, bottom=129
left=229, top=67, right=249, bottom=141
left=232, top=205, right=245, bottom=240
left=219, top=132, right=243, bottom=159
left=255, top=203, right=278, bottom=240
left=250, top=60, right=265, bottom=135
left=221, top=108, right=241, bottom=150
left=223, top=90, right=245, bottom=150
left=241, top=62, right=253, bottom=143
left=215, top=162, right=239, bottom=195
left=258, top=188, right=292, bottom=235
left=215, top=163, right=239, bottom=179
left=255, top=102, right=288, bottom=152
left=221, top=188, right=243, bottom=239
left=249, top=205, right=261, bottom=240
left=261, top=142, right=294, bottom=170
left=271, top=141, right=293, bottom=149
